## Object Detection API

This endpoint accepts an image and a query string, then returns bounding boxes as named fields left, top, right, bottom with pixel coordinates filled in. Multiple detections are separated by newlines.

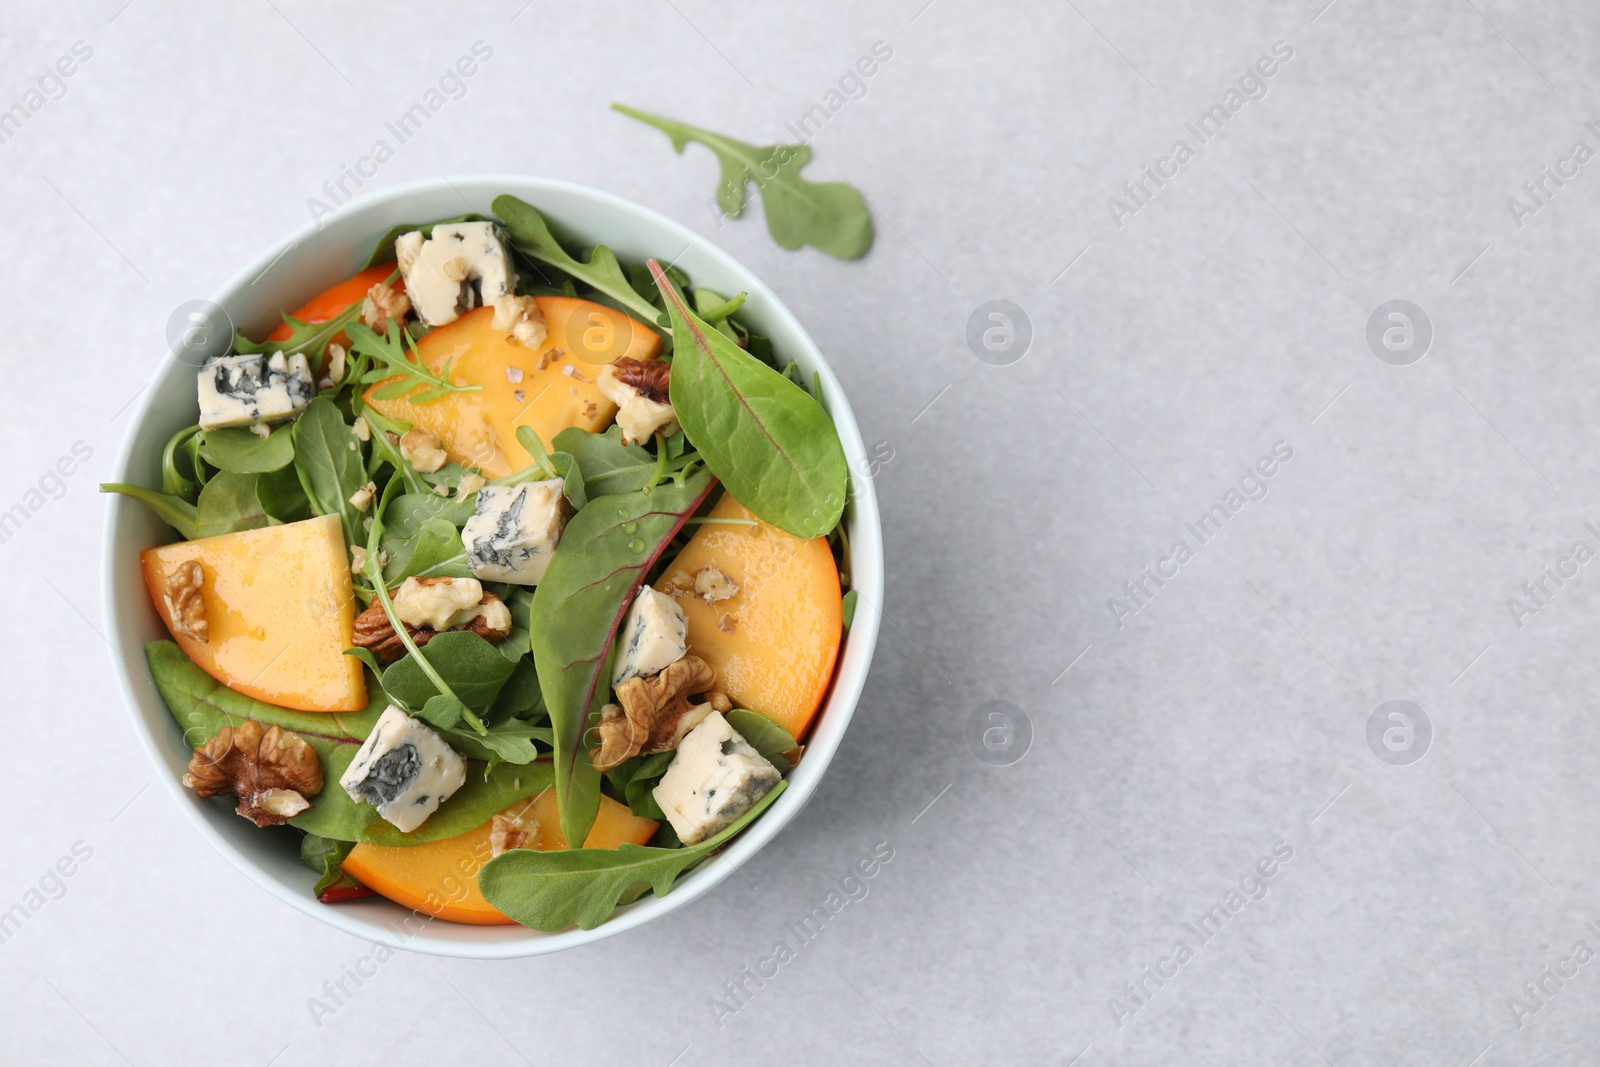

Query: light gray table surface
left=4, top=1, right=1599, bottom=1064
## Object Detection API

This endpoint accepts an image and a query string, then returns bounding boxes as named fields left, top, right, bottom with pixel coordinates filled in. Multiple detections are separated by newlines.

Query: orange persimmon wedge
left=655, top=494, right=842, bottom=740
left=140, top=513, right=366, bottom=712
left=341, top=792, right=658, bottom=925
left=362, top=298, right=661, bottom=478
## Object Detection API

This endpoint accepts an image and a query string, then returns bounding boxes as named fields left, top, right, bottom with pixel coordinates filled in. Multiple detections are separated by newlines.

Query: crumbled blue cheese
left=612, top=587, right=688, bottom=686
left=197, top=352, right=314, bottom=431
left=395, top=222, right=516, bottom=327
left=339, top=706, right=467, bottom=832
left=596, top=363, right=678, bottom=445
left=652, top=712, right=781, bottom=845
left=461, top=479, right=565, bottom=585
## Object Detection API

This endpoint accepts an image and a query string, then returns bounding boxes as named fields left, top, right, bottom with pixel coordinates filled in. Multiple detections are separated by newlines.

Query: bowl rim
left=100, top=173, right=883, bottom=959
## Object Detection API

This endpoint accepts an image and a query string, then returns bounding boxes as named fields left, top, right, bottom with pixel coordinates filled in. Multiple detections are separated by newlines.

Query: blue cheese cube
left=652, top=712, right=781, bottom=845
left=197, top=351, right=314, bottom=431
left=339, top=705, right=467, bottom=832
left=462, top=480, right=566, bottom=586
left=612, top=587, right=688, bottom=686
left=395, top=221, right=516, bottom=327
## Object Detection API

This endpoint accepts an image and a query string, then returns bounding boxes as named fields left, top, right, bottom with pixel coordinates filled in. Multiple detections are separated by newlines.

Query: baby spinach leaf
left=384, top=490, right=475, bottom=539
left=101, top=484, right=198, bottom=541
left=359, top=761, right=554, bottom=846
left=381, top=630, right=516, bottom=711
left=532, top=466, right=715, bottom=848
left=614, top=105, right=873, bottom=260
left=257, top=464, right=311, bottom=523
left=725, top=709, right=801, bottom=772
left=198, top=426, right=295, bottom=474
left=554, top=426, right=657, bottom=498
left=489, top=657, right=542, bottom=719
left=651, top=260, right=848, bottom=538
left=292, top=396, right=368, bottom=549
left=621, top=751, right=676, bottom=819
left=381, top=518, right=470, bottom=583
left=491, top=195, right=666, bottom=331
left=147, top=640, right=382, bottom=841
left=300, top=833, right=363, bottom=896
left=362, top=214, right=484, bottom=269
left=478, top=781, right=785, bottom=931
left=841, top=588, right=858, bottom=630
left=498, top=589, right=535, bottom=665
left=195, top=472, right=270, bottom=538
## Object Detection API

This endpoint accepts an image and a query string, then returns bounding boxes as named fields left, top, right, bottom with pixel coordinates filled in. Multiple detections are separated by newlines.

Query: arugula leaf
left=490, top=195, right=666, bottom=331
left=532, top=467, right=716, bottom=847
left=162, top=425, right=202, bottom=502
left=291, top=396, right=368, bottom=549
left=444, top=713, right=549, bottom=764
left=478, top=781, right=785, bottom=931
left=198, top=426, right=295, bottom=474
left=101, top=484, right=199, bottom=541
left=195, top=472, right=270, bottom=538
left=234, top=301, right=362, bottom=364
left=350, top=320, right=480, bottom=405
left=725, top=709, right=801, bottom=772
left=381, top=517, right=470, bottom=583
left=613, top=105, right=873, bottom=260
left=498, top=588, right=535, bottom=665
left=359, top=761, right=554, bottom=846
left=384, top=490, right=476, bottom=539
left=650, top=260, right=848, bottom=537
left=300, top=834, right=365, bottom=898
left=381, top=630, right=516, bottom=712
left=147, top=640, right=381, bottom=840
left=841, top=588, right=858, bottom=630
left=362, top=214, right=484, bottom=270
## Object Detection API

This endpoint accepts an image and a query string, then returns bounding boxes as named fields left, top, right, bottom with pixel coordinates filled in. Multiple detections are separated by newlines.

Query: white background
left=3, top=1, right=1600, bottom=1064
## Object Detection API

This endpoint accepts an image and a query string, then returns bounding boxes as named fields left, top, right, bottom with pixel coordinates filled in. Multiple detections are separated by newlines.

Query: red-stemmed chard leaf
left=531, top=467, right=716, bottom=847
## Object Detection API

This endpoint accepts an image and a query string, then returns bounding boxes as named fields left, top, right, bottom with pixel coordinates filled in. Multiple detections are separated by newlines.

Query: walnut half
left=490, top=803, right=539, bottom=857
left=163, top=560, right=208, bottom=643
left=351, top=578, right=512, bottom=664
left=591, top=655, right=730, bottom=771
left=182, top=719, right=324, bottom=827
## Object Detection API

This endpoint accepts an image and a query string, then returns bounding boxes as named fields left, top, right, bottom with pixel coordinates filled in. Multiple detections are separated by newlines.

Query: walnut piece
left=362, top=282, right=412, bottom=332
left=163, top=560, right=208, bottom=643
left=491, top=294, right=548, bottom=350
left=694, top=565, right=739, bottom=604
left=490, top=803, right=539, bottom=857
left=592, top=655, right=722, bottom=771
left=182, top=719, right=323, bottom=827
left=597, top=360, right=678, bottom=444
left=610, top=357, right=670, bottom=403
left=351, top=578, right=513, bottom=664
left=400, top=429, right=448, bottom=473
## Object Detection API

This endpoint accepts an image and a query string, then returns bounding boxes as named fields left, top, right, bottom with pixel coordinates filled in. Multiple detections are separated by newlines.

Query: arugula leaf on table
left=478, top=781, right=785, bottom=931
left=381, top=630, right=516, bottom=712
left=613, top=104, right=874, bottom=260
left=361, top=214, right=484, bottom=270
left=147, top=640, right=382, bottom=841
left=100, top=484, right=198, bottom=541
left=195, top=471, right=271, bottom=538
left=725, top=709, right=802, bottom=772
left=359, top=760, right=554, bottom=846
left=381, top=517, right=470, bottom=583
left=650, top=259, right=848, bottom=538
left=349, top=320, right=480, bottom=405
left=532, top=466, right=716, bottom=848
left=491, top=195, right=667, bottom=332
left=198, top=426, right=295, bottom=474
left=291, top=396, right=368, bottom=550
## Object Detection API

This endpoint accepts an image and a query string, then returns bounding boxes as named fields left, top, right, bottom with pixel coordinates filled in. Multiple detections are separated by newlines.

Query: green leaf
left=417, top=692, right=468, bottom=731
left=382, top=630, right=517, bottom=712
left=360, top=760, right=554, bottom=846
left=350, top=320, right=480, bottom=405
left=384, top=490, right=476, bottom=538
left=491, top=195, right=666, bottom=331
left=195, top=472, right=270, bottom=538
left=444, top=714, right=549, bottom=764
left=362, top=214, right=483, bottom=269
left=499, top=589, right=535, bottom=665
left=198, top=426, right=296, bottom=474
left=234, top=301, right=362, bottom=365
left=488, top=657, right=542, bottom=719
left=479, top=781, right=785, bottom=931
left=553, top=425, right=657, bottom=498
left=101, top=484, right=198, bottom=541
left=291, top=396, right=368, bottom=549
left=146, top=640, right=382, bottom=840
left=381, top=518, right=470, bottom=583
left=162, top=425, right=202, bottom=502
left=300, top=833, right=362, bottom=897
left=621, top=751, right=676, bottom=819
left=532, top=467, right=716, bottom=848
left=257, top=464, right=312, bottom=524
left=725, top=709, right=800, bottom=772
left=841, top=588, right=858, bottom=630
left=650, top=260, right=848, bottom=537
left=614, top=105, right=873, bottom=259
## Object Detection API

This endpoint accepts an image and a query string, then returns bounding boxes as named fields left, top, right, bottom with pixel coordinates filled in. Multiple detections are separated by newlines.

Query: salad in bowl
left=102, top=179, right=878, bottom=951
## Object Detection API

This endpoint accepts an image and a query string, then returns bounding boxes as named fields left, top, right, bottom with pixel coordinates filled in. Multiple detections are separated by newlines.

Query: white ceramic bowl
left=101, top=175, right=882, bottom=958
